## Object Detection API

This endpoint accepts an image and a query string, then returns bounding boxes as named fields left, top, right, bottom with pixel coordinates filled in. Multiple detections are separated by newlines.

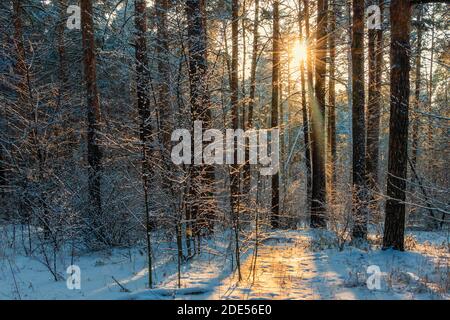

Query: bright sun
left=291, top=40, right=307, bottom=66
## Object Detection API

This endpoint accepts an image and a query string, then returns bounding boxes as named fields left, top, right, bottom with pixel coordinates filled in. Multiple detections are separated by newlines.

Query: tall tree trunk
left=156, top=0, right=172, bottom=149
left=366, top=0, right=382, bottom=197
left=375, top=0, right=384, bottom=109
left=327, top=0, right=336, bottom=204
left=57, top=0, right=68, bottom=111
left=351, top=0, right=367, bottom=239
left=310, top=0, right=327, bottom=228
left=271, top=0, right=280, bottom=229
left=346, top=0, right=352, bottom=117
left=135, top=0, right=153, bottom=288
left=366, top=0, right=384, bottom=200
left=186, top=0, right=213, bottom=240
left=8, top=0, right=28, bottom=222
left=247, top=0, right=259, bottom=131
left=411, top=5, right=423, bottom=174
left=244, top=0, right=259, bottom=194
left=229, top=0, right=242, bottom=280
left=426, top=5, right=435, bottom=184
left=3, top=0, right=27, bottom=210
left=240, top=0, right=250, bottom=215
left=81, top=0, right=103, bottom=242
left=156, top=0, right=185, bottom=234
left=230, top=0, right=239, bottom=211
left=0, top=133, right=4, bottom=208
left=299, top=0, right=312, bottom=218
left=383, top=0, right=411, bottom=251
left=241, top=0, right=247, bottom=127
left=284, top=42, right=292, bottom=218
left=12, top=0, right=26, bottom=96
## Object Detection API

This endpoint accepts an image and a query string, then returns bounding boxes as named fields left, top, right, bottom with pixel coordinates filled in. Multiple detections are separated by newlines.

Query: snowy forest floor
left=0, top=226, right=449, bottom=300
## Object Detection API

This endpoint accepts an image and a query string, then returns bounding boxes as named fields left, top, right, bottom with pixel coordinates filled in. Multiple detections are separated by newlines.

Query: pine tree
left=311, top=0, right=327, bottom=228
left=135, top=0, right=153, bottom=288
left=81, top=0, right=104, bottom=243
left=365, top=0, right=384, bottom=198
left=411, top=4, right=423, bottom=174
left=327, top=0, right=336, bottom=203
left=244, top=0, right=259, bottom=195
left=383, top=0, right=412, bottom=251
left=351, top=0, right=368, bottom=239
left=229, top=0, right=242, bottom=280
left=271, top=0, right=280, bottom=229
left=298, top=0, right=312, bottom=217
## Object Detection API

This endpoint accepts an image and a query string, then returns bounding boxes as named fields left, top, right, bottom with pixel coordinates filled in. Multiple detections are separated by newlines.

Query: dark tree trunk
left=135, top=0, right=152, bottom=178
left=57, top=0, right=68, bottom=109
left=411, top=5, right=423, bottom=173
left=0, top=139, right=4, bottom=208
left=244, top=0, right=259, bottom=194
left=12, top=0, right=38, bottom=240
left=375, top=1, right=384, bottom=135
left=12, top=0, right=26, bottom=94
left=426, top=6, right=435, bottom=186
left=241, top=0, right=247, bottom=127
left=186, top=0, right=210, bottom=128
left=298, top=0, right=312, bottom=217
left=81, top=0, right=103, bottom=241
left=230, top=0, right=239, bottom=204
left=327, top=0, right=336, bottom=203
left=228, top=0, right=242, bottom=280
left=135, top=0, right=153, bottom=286
left=302, top=0, right=313, bottom=214
left=3, top=0, right=28, bottom=210
left=271, top=0, right=280, bottom=229
left=366, top=0, right=383, bottom=201
left=351, top=0, right=368, bottom=239
left=156, top=0, right=172, bottom=150
left=310, top=0, right=327, bottom=228
left=186, top=0, right=213, bottom=239
left=383, top=0, right=411, bottom=251
left=156, top=0, right=183, bottom=232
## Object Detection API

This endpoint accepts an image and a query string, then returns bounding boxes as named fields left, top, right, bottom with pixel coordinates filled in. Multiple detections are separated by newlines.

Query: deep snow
left=0, top=226, right=448, bottom=300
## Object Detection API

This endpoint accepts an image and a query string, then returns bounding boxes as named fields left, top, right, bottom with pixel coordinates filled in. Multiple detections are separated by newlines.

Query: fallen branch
left=112, top=276, right=130, bottom=293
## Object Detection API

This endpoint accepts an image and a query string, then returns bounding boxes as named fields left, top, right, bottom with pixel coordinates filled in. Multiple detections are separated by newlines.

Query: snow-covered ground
left=0, top=226, right=448, bottom=300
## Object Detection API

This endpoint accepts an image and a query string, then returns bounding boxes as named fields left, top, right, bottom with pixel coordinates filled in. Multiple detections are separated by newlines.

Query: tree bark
left=426, top=6, right=435, bottom=184
left=186, top=0, right=213, bottom=238
left=230, top=0, right=242, bottom=279
left=229, top=0, right=240, bottom=211
left=366, top=0, right=384, bottom=221
left=299, top=0, right=312, bottom=217
left=156, top=0, right=172, bottom=150
left=135, top=0, right=153, bottom=286
left=81, top=0, right=103, bottom=241
left=12, top=0, right=26, bottom=93
left=3, top=0, right=28, bottom=210
left=244, top=0, right=259, bottom=194
left=247, top=0, right=259, bottom=131
left=351, top=0, right=368, bottom=239
left=310, top=0, right=327, bottom=228
left=57, top=0, right=68, bottom=111
left=383, top=0, right=411, bottom=251
left=271, top=0, right=280, bottom=229
left=411, top=4, right=423, bottom=181
left=327, top=0, right=336, bottom=203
